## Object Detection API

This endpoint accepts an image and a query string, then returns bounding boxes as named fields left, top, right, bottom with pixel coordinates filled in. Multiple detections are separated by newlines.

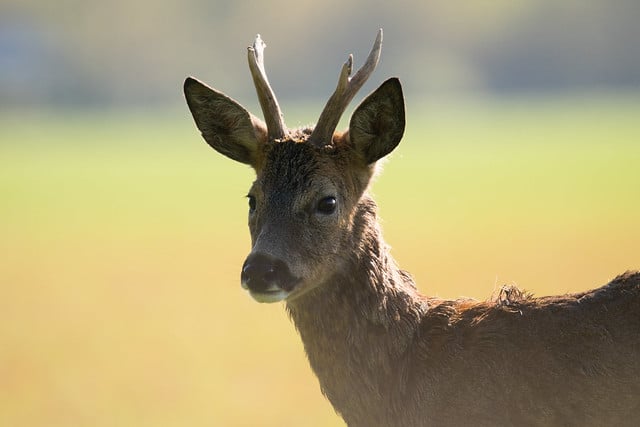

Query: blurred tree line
left=1, top=0, right=639, bottom=108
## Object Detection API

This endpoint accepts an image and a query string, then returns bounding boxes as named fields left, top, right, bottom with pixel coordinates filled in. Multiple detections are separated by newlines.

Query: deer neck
left=285, top=197, right=427, bottom=421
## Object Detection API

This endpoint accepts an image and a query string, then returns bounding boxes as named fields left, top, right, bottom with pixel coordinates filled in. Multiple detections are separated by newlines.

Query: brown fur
left=184, top=50, right=640, bottom=427
left=282, top=179, right=640, bottom=426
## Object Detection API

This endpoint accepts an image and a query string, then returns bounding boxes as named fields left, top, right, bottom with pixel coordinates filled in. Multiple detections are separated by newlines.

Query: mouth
left=248, top=288, right=291, bottom=303
left=241, top=281, right=292, bottom=303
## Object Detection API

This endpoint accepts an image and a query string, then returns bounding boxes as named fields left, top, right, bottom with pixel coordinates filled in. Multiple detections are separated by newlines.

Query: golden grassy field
left=1, top=97, right=639, bottom=426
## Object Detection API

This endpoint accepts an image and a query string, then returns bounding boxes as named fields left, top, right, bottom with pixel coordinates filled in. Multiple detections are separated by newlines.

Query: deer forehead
left=253, top=139, right=359, bottom=200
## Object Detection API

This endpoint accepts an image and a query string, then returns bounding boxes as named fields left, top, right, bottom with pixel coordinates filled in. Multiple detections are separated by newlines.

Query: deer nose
left=241, top=253, right=297, bottom=298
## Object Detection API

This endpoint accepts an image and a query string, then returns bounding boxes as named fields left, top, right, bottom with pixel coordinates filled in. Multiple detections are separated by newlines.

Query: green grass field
left=1, top=97, right=639, bottom=426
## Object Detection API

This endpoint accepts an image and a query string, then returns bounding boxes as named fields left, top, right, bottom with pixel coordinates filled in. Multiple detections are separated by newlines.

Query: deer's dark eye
left=316, top=196, right=337, bottom=215
left=247, top=195, right=257, bottom=213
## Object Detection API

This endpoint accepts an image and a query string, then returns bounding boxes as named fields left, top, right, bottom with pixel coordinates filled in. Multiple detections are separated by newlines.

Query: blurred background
left=1, top=0, right=639, bottom=426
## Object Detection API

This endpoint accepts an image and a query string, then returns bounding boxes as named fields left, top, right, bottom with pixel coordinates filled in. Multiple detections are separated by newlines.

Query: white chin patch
left=249, top=289, right=290, bottom=303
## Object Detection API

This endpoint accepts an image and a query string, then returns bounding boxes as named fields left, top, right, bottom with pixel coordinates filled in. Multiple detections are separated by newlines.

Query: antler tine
left=309, top=29, right=383, bottom=147
left=247, top=34, right=287, bottom=140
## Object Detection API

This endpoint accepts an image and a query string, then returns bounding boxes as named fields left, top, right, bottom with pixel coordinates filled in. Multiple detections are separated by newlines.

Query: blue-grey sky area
left=1, top=0, right=639, bottom=108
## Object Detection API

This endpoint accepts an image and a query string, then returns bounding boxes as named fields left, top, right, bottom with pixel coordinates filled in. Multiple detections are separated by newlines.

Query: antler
left=247, top=34, right=287, bottom=140
left=308, top=29, right=383, bottom=147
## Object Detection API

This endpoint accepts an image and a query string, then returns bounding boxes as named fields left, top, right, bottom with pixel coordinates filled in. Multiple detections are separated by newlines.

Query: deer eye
left=247, top=195, right=257, bottom=213
left=316, top=196, right=337, bottom=215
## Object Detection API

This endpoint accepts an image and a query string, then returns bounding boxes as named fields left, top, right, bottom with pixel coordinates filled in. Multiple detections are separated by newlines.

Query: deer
left=184, top=30, right=640, bottom=427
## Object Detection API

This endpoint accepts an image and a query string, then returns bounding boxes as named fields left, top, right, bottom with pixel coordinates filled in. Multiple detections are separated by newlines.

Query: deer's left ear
left=184, top=77, right=267, bottom=166
left=347, top=78, right=405, bottom=164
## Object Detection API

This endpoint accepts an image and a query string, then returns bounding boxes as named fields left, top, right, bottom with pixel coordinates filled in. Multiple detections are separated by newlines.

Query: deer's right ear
left=184, top=77, right=267, bottom=166
left=348, top=78, right=405, bottom=165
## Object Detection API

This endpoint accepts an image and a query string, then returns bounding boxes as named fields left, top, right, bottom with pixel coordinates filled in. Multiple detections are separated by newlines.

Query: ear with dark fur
left=347, top=78, right=405, bottom=164
left=184, top=77, right=267, bottom=165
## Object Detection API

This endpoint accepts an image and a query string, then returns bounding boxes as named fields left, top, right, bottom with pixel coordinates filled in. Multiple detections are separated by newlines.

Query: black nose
left=241, top=253, right=297, bottom=293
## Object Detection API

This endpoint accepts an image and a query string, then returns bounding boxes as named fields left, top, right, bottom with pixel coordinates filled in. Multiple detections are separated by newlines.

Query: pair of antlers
left=248, top=29, right=383, bottom=145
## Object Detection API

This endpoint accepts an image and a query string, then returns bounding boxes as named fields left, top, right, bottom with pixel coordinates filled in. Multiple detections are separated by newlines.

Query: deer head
left=184, top=30, right=405, bottom=303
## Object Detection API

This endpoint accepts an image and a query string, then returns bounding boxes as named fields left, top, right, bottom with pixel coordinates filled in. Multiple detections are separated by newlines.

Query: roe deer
left=184, top=30, right=640, bottom=427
